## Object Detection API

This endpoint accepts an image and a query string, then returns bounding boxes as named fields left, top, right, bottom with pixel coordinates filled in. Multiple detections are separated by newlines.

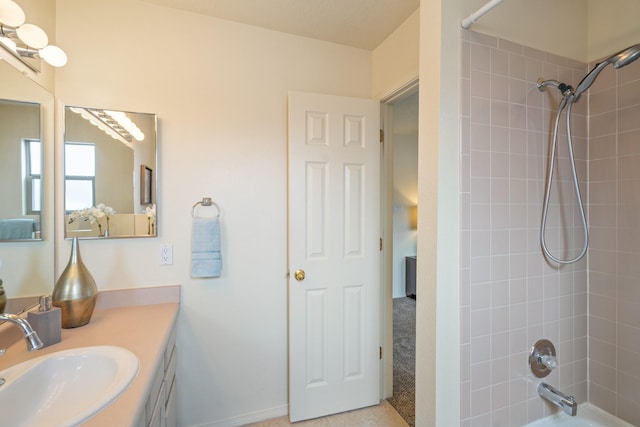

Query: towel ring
left=192, top=197, right=221, bottom=218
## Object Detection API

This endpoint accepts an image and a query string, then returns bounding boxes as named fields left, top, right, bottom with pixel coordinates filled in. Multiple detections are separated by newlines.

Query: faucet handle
left=0, top=348, right=5, bottom=357
left=540, top=354, right=557, bottom=370
left=530, top=339, right=557, bottom=378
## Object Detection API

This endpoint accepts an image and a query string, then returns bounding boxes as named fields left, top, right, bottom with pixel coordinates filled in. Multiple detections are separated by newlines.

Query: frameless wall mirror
left=64, top=106, right=157, bottom=239
left=0, top=98, right=42, bottom=241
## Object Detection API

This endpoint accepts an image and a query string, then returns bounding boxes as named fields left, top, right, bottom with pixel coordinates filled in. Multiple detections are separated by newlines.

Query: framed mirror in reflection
left=64, top=106, right=157, bottom=239
left=0, top=98, right=42, bottom=241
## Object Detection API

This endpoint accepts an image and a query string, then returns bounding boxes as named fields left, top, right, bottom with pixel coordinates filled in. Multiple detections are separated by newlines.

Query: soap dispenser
left=27, top=295, right=62, bottom=347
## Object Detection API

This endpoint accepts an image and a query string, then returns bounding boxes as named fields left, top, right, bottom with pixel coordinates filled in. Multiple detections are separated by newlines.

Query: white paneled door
left=287, top=91, right=381, bottom=422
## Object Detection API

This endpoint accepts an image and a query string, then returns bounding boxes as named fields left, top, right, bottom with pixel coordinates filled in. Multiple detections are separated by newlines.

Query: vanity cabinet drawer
left=163, top=345, right=177, bottom=427
left=146, top=362, right=165, bottom=422
left=165, top=376, right=177, bottom=427
left=164, top=326, right=177, bottom=369
left=165, top=346, right=177, bottom=388
left=148, top=382, right=165, bottom=427
left=144, top=324, right=177, bottom=427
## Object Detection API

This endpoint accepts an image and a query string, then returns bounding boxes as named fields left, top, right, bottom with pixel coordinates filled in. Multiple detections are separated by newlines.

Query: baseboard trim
left=194, top=404, right=289, bottom=427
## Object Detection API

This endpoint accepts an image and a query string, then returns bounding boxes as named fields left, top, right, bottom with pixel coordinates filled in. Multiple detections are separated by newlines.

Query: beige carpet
left=387, top=297, right=416, bottom=427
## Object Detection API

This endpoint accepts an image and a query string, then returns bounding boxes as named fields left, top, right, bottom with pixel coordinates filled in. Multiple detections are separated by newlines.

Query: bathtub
left=525, top=403, right=634, bottom=427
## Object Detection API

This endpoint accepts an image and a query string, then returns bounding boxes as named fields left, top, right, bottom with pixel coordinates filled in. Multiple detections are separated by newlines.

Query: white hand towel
left=191, top=216, right=222, bottom=278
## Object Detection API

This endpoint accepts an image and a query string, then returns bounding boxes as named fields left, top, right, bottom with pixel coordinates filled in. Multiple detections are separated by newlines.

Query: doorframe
left=379, top=77, right=419, bottom=400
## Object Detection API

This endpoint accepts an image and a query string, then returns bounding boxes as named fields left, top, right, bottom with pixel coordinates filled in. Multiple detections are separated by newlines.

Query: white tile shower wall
left=460, top=30, right=588, bottom=427
left=588, top=57, right=640, bottom=427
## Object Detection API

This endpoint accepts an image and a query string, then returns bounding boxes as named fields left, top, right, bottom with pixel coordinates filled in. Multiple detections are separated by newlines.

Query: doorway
left=381, top=84, right=418, bottom=427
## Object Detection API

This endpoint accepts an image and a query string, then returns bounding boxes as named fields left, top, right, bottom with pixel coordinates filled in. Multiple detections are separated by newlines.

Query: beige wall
left=416, top=1, right=444, bottom=425
left=372, top=9, right=419, bottom=100
left=588, top=0, right=640, bottom=61
left=391, top=92, right=419, bottom=299
left=55, top=1, right=373, bottom=425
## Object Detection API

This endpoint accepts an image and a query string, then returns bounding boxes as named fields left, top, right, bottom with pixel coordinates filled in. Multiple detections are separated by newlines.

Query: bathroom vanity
left=0, top=285, right=180, bottom=427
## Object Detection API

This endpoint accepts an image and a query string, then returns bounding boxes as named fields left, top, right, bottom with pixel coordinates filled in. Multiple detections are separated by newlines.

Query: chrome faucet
left=0, top=313, right=43, bottom=387
left=0, top=313, right=43, bottom=352
left=538, top=382, right=577, bottom=416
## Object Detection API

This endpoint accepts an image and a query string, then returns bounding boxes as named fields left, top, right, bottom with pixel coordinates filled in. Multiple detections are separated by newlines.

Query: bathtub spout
left=538, top=383, right=577, bottom=416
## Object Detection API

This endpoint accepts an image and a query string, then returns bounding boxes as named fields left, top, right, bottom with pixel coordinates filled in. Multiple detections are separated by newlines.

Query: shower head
left=612, top=43, right=640, bottom=68
left=573, top=43, right=640, bottom=100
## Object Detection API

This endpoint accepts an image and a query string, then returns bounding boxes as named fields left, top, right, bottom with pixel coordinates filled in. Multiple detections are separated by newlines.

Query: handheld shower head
left=574, top=43, right=640, bottom=100
left=612, top=43, right=640, bottom=68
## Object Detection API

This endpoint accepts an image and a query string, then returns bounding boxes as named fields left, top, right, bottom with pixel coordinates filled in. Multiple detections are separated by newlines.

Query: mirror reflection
left=0, top=98, right=42, bottom=241
left=0, top=59, right=54, bottom=303
left=64, top=106, right=157, bottom=238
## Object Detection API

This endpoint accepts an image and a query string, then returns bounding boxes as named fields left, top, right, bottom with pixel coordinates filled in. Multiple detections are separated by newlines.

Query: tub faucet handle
left=530, top=339, right=557, bottom=378
left=540, top=354, right=557, bottom=370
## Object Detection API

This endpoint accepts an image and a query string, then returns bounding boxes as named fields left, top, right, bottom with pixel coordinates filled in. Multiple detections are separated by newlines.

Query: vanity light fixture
left=0, top=0, right=67, bottom=70
left=70, top=107, right=145, bottom=146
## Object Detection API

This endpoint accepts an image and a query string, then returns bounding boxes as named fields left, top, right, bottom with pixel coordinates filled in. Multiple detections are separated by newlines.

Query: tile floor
left=244, top=401, right=409, bottom=427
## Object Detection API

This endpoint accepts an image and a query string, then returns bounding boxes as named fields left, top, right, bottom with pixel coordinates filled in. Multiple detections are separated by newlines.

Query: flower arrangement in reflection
left=68, top=203, right=115, bottom=237
left=145, top=204, right=156, bottom=235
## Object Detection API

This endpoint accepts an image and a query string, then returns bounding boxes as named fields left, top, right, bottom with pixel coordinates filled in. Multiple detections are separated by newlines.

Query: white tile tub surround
left=460, top=30, right=589, bottom=426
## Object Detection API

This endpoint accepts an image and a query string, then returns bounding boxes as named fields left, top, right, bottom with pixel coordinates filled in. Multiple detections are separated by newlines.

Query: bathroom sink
left=0, top=345, right=139, bottom=427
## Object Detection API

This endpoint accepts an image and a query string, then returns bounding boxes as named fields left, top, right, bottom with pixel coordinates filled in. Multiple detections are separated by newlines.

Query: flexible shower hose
left=540, top=97, right=589, bottom=264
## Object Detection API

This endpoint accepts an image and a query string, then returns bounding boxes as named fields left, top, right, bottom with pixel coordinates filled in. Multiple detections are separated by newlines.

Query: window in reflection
left=0, top=98, right=42, bottom=240
left=64, top=142, right=96, bottom=211
left=25, top=139, right=41, bottom=214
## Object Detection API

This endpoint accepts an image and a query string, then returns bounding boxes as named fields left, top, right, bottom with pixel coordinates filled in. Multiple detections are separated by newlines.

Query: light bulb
left=133, top=130, right=144, bottom=141
left=0, top=0, right=25, bottom=27
left=16, top=23, right=47, bottom=49
left=39, top=45, right=67, bottom=67
left=105, top=110, right=125, bottom=120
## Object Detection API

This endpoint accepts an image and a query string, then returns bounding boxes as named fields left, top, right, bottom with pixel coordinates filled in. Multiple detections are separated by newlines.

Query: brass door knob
left=294, top=269, right=305, bottom=281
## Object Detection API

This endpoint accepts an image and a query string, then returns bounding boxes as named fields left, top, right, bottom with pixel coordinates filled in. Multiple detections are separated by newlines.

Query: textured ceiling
left=139, top=0, right=419, bottom=50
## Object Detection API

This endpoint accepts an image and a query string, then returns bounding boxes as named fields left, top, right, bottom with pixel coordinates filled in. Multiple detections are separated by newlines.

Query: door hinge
left=379, top=129, right=384, bottom=143
left=379, top=346, right=383, bottom=360
left=379, top=238, right=383, bottom=251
